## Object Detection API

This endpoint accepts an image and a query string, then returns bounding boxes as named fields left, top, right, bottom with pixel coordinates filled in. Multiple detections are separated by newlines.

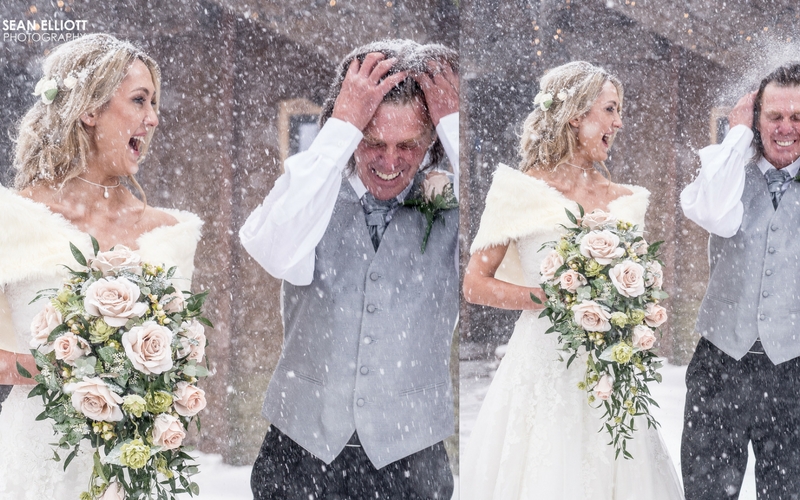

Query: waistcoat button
left=363, top=336, right=373, bottom=344
left=768, top=247, right=776, bottom=254
left=760, top=313, right=766, bottom=320
left=766, top=269, right=773, bottom=276
left=360, top=366, right=369, bottom=375
left=356, top=398, right=365, bottom=407
left=370, top=272, right=380, bottom=281
left=762, top=291, right=769, bottom=298
left=366, top=304, right=376, bottom=313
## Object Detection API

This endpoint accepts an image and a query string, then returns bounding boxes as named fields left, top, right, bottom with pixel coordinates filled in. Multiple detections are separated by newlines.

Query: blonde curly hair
left=518, top=61, right=623, bottom=173
left=13, top=33, right=161, bottom=196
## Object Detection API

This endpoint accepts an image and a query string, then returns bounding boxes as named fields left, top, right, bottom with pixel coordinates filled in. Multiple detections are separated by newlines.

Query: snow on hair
left=518, top=61, right=623, bottom=173
left=13, top=33, right=160, bottom=202
left=319, top=39, right=457, bottom=174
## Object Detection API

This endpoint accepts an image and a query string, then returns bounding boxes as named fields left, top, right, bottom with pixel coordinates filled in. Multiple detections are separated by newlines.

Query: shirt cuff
left=722, top=124, right=755, bottom=157
left=436, top=112, right=459, bottom=159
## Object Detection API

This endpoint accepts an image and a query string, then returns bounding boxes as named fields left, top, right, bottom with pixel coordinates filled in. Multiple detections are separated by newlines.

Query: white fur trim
left=470, top=163, right=649, bottom=253
left=0, top=186, right=203, bottom=287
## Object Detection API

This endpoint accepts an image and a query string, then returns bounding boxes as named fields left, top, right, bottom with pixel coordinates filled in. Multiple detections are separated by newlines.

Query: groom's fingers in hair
left=729, top=91, right=757, bottom=129
left=415, top=61, right=459, bottom=125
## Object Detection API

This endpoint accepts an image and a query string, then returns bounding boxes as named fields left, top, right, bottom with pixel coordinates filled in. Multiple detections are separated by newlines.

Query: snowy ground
left=459, top=354, right=758, bottom=500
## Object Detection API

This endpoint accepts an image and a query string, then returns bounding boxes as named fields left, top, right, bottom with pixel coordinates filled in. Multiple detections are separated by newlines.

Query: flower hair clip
left=32, top=73, right=78, bottom=105
left=534, top=87, right=574, bottom=111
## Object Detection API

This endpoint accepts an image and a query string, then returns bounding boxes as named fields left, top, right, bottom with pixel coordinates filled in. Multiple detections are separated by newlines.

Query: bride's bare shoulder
left=139, top=205, right=179, bottom=232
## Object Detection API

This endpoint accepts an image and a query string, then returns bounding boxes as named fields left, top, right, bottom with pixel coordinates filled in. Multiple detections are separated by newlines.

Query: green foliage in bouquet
left=532, top=205, right=669, bottom=459
left=18, top=236, right=213, bottom=499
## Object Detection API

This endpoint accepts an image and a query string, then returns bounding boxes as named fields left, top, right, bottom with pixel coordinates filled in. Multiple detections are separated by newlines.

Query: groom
left=240, top=40, right=459, bottom=499
left=680, top=63, right=800, bottom=499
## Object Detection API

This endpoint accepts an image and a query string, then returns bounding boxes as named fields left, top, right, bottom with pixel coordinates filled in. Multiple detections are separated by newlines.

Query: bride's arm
left=0, top=350, right=38, bottom=385
left=464, top=244, right=545, bottom=311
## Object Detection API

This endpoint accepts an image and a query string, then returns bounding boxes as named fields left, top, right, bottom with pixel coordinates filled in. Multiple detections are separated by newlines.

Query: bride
left=460, top=61, right=683, bottom=499
left=0, top=34, right=202, bottom=499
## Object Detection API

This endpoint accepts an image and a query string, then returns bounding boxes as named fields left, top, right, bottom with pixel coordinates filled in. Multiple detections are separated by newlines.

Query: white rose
left=84, top=277, right=148, bottom=327
left=571, top=300, right=612, bottom=332
left=581, top=209, right=617, bottom=230
left=100, top=482, right=125, bottom=500
left=33, top=77, right=58, bottom=104
left=632, top=239, right=649, bottom=256
left=594, top=374, right=613, bottom=401
left=632, top=324, right=657, bottom=350
left=122, top=321, right=174, bottom=375
left=90, top=245, right=142, bottom=275
left=30, top=302, right=62, bottom=349
left=173, top=382, right=207, bottom=417
left=54, top=332, right=91, bottom=365
left=152, top=414, right=186, bottom=450
left=579, top=230, right=624, bottom=265
left=65, top=377, right=123, bottom=422
left=539, top=250, right=565, bottom=282
left=559, top=270, right=587, bottom=293
left=163, top=292, right=186, bottom=314
left=609, top=261, right=646, bottom=298
left=177, top=320, right=206, bottom=362
left=644, top=303, right=668, bottom=328
left=645, top=261, right=664, bottom=288
left=423, top=171, right=450, bottom=202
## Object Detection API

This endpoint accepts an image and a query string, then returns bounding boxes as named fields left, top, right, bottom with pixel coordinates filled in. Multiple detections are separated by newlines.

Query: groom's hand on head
left=415, top=59, right=459, bottom=127
left=331, top=52, right=408, bottom=131
left=729, top=90, right=757, bottom=129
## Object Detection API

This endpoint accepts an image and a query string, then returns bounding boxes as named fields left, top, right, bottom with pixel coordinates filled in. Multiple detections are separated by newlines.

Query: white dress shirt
left=239, top=112, right=460, bottom=286
left=681, top=124, right=800, bottom=237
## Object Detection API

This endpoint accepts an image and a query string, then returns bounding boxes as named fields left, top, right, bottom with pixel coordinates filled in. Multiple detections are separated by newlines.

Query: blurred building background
left=0, top=0, right=458, bottom=466
left=459, top=0, right=800, bottom=367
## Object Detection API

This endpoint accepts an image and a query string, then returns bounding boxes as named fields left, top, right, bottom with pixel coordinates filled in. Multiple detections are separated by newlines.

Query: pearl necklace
left=75, top=176, right=121, bottom=199
left=562, top=161, right=593, bottom=177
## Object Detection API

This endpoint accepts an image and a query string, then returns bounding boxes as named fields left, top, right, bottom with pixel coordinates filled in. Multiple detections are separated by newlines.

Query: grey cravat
left=765, top=168, right=791, bottom=209
left=362, top=193, right=398, bottom=250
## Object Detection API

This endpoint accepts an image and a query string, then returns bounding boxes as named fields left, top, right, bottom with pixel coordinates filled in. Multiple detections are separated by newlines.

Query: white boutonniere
left=403, top=171, right=458, bottom=253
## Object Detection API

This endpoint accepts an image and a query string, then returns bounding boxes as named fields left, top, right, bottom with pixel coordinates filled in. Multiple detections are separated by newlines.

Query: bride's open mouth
left=129, top=136, right=144, bottom=156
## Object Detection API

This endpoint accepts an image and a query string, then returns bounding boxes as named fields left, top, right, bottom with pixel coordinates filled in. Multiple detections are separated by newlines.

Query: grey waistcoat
left=696, top=162, right=800, bottom=364
left=263, top=179, right=459, bottom=469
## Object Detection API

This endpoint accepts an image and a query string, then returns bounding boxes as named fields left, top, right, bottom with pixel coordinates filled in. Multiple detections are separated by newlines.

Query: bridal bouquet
left=19, top=238, right=211, bottom=499
left=533, top=207, right=668, bottom=459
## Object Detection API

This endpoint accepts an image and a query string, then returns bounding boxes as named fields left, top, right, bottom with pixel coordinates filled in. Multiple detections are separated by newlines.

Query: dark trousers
left=251, top=426, right=454, bottom=500
left=681, top=338, right=800, bottom=500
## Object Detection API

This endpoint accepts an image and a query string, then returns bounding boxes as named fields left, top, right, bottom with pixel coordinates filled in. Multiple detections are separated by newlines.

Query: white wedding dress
left=461, top=165, right=683, bottom=500
left=0, top=187, right=202, bottom=500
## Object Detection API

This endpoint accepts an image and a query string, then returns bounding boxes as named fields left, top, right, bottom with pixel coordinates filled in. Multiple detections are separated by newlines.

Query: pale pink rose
left=54, top=332, right=91, bottom=365
left=163, top=292, right=186, bottom=314
left=594, top=374, right=613, bottom=401
left=579, top=230, right=625, bottom=265
left=100, top=482, right=125, bottom=500
left=152, top=414, right=186, bottom=450
left=571, top=300, right=612, bottom=332
left=581, top=209, right=617, bottom=230
left=539, top=250, right=565, bottom=282
left=173, top=382, right=207, bottom=417
left=122, top=321, right=174, bottom=375
left=30, top=302, right=62, bottom=349
left=609, top=261, right=646, bottom=298
left=177, top=320, right=206, bottom=363
left=423, top=171, right=450, bottom=201
left=631, top=239, right=649, bottom=256
left=84, top=277, right=148, bottom=327
left=644, top=303, right=668, bottom=328
left=65, top=377, right=123, bottom=422
left=90, top=245, right=142, bottom=275
left=559, top=270, right=587, bottom=293
left=632, top=324, right=657, bottom=350
left=645, top=261, right=664, bottom=288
